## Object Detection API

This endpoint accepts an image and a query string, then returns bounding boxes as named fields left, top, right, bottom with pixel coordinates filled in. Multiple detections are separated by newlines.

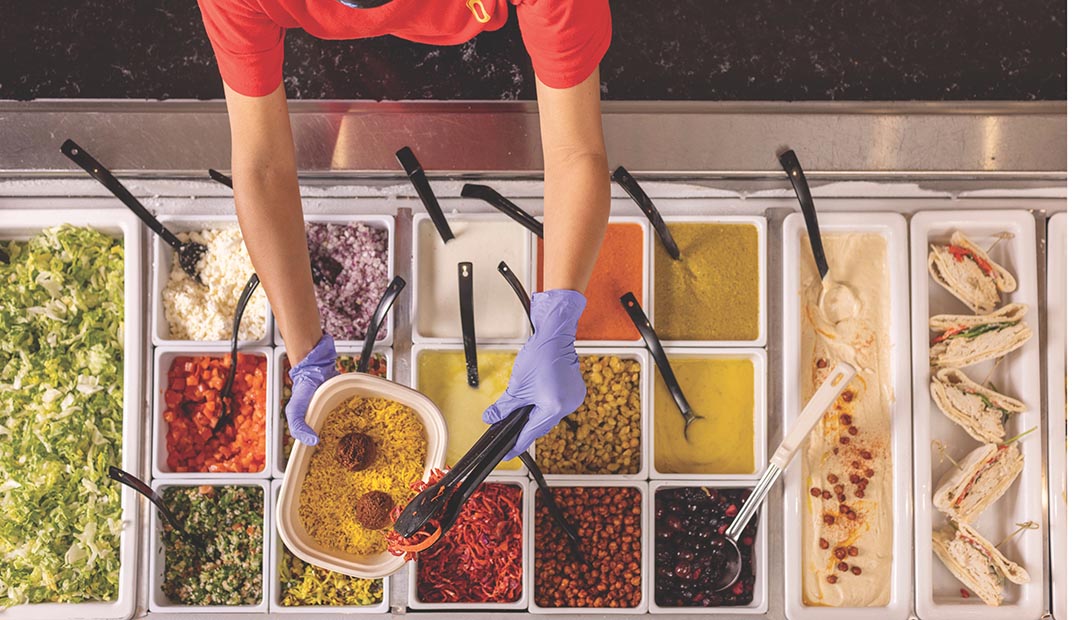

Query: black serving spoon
left=397, top=146, right=454, bottom=244
left=613, top=166, right=680, bottom=260
left=458, top=262, right=479, bottom=388
left=213, top=272, right=261, bottom=433
left=779, top=150, right=858, bottom=323
left=620, top=292, right=701, bottom=437
left=359, top=276, right=406, bottom=373
left=109, top=466, right=204, bottom=550
left=461, top=184, right=544, bottom=238
left=61, top=139, right=207, bottom=285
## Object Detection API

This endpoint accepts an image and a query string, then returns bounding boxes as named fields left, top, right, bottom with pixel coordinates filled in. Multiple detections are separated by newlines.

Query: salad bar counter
left=0, top=102, right=1066, bottom=620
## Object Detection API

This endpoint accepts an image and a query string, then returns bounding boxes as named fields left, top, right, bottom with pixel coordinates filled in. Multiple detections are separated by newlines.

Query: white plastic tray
left=270, top=214, right=395, bottom=349
left=148, top=478, right=271, bottom=614
left=1047, top=212, right=1067, bottom=620
left=782, top=212, right=913, bottom=620
left=910, top=210, right=1045, bottom=619
left=527, top=479, right=650, bottom=614
left=272, top=346, right=395, bottom=479
left=648, top=480, right=769, bottom=614
left=0, top=207, right=142, bottom=620
left=152, top=215, right=273, bottom=347
left=411, top=213, right=533, bottom=344
left=152, top=346, right=274, bottom=480
left=407, top=479, right=529, bottom=610
left=268, top=480, right=389, bottom=614
left=277, top=373, right=447, bottom=579
left=648, top=348, right=767, bottom=481
left=647, top=215, right=768, bottom=348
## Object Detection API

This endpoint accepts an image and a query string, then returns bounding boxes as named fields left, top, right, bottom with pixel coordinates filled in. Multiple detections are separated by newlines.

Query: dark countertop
left=0, top=0, right=1064, bottom=101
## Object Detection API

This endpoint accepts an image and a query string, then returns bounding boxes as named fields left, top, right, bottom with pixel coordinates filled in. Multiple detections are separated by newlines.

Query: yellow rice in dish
left=299, top=397, right=427, bottom=555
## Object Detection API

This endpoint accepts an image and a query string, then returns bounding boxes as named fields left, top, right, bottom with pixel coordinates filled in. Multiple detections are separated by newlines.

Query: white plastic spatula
left=709, top=361, right=857, bottom=591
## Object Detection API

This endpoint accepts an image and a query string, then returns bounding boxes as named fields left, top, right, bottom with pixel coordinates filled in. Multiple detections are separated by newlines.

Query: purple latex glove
left=286, top=333, right=339, bottom=446
left=482, top=289, right=587, bottom=460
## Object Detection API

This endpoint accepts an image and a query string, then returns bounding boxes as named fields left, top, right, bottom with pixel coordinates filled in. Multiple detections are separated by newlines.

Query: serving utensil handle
left=462, top=184, right=544, bottom=238
left=60, top=139, right=183, bottom=249
left=779, top=149, right=829, bottom=281
left=359, top=276, right=406, bottom=373
left=771, top=361, right=856, bottom=469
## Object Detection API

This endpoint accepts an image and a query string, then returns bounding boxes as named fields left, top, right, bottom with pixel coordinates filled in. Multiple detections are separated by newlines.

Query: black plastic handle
left=61, top=139, right=183, bottom=249
left=461, top=184, right=544, bottom=238
left=220, top=273, right=260, bottom=401
left=779, top=150, right=829, bottom=281
left=458, top=262, right=479, bottom=388
left=359, top=276, right=406, bottom=373
left=208, top=169, right=233, bottom=188
left=497, top=261, right=534, bottom=334
left=619, top=292, right=696, bottom=423
left=395, top=405, right=534, bottom=537
left=520, top=452, right=587, bottom=564
left=613, top=166, right=680, bottom=260
left=108, top=466, right=193, bottom=541
left=397, top=146, right=454, bottom=243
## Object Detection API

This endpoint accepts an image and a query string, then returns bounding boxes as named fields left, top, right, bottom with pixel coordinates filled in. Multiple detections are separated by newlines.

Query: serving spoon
left=61, top=140, right=208, bottom=285
left=707, top=362, right=856, bottom=591
left=213, top=272, right=261, bottom=434
left=359, top=276, right=406, bottom=373
left=779, top=149, right=860, bottom=324
left=109, top=466, right=204, bottom=550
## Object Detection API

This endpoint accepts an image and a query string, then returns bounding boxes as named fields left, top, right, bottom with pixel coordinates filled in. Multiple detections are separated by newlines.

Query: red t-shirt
left=197, top=0, right=611, bottom=97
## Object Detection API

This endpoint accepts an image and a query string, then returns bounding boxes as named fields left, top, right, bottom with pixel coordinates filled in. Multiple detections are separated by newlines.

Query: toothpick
left=932, top=439, right=963, bottom=470
left=980, top=357, right=1004, bottom=387
left=995, top=520, right=1040, bottom=548
left=1004, top=426, right=1039, bottom=445
left=985, top=232, right=1015, bottom=254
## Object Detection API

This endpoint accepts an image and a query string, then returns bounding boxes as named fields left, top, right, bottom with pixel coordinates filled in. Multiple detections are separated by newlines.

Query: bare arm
left=224, top=82, right=323, bottom=364
left=535, top=68, right=610, bottom=292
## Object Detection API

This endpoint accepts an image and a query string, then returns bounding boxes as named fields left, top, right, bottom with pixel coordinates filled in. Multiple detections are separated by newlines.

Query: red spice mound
left=163, top=355, right=267, bottom=473
left=539, top=223, right=643, bottom=341
left=337, top=432, right=377, bottom=472
left=355, top=490, right=394, bottom=529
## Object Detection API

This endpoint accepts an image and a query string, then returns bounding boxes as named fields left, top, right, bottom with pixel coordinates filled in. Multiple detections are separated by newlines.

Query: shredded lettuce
left=0, top=225, right=125, bottom=606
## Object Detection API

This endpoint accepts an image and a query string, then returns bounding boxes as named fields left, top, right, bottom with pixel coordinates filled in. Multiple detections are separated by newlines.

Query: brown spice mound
left=355, top=490, right=394, bottom=529
left=336, top=432, right=377, bottom=471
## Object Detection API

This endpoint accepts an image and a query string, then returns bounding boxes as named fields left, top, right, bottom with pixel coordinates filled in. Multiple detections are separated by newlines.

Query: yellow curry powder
left=654, top=356, right=756, bottom=475
left=653, top=223, right=759, bottom=341
left=299, top=397, right=427, bottom=555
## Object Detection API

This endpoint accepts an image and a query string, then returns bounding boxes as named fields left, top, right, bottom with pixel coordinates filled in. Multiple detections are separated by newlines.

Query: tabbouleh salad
left=161, top=485, right=264, bottom=606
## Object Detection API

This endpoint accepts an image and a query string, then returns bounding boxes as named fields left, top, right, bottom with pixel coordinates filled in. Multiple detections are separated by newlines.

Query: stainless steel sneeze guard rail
left=0, top=101, right=1065, bottom=177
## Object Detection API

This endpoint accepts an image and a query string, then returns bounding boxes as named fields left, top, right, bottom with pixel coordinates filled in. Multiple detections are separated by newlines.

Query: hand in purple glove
left=286, top=333, right=339, bottom=446
left=483, top=289, right=587, bottom=460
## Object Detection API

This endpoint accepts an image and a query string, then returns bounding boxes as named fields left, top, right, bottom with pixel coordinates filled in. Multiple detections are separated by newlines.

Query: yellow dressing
left=416, top=349, right=522, bottom=472
left=654, top=356, right=756, bottom=474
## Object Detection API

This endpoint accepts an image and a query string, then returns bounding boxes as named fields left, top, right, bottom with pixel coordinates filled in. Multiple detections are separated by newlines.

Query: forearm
left=541, top=153, right=610, bottom=291
left=225, top=83, right=323, bottom=364
left=233, top=166, right=322, bottom=363
left=536, top=69, right=610, bottom=293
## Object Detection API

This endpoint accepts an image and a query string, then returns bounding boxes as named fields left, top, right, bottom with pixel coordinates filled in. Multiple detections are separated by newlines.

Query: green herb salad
left=0, top=225, right=126, bottom=607
left=161, top=485, right=264, bottom=606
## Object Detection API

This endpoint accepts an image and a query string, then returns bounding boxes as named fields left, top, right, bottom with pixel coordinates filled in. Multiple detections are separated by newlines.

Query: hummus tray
left=910, top=210, right=1045, bottom=619
left=781, top=212, right=913, bottom=620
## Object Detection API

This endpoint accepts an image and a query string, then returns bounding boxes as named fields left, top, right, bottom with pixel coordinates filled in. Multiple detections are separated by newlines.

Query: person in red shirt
left=198, top=0, right=612, bottom=457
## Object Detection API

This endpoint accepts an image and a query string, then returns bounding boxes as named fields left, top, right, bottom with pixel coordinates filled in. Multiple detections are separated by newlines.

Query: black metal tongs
left=394, top=405, right=535, bottom=539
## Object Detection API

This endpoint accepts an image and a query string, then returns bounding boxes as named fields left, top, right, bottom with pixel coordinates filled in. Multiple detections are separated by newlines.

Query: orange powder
left=537, top=223, right=643, bottom=341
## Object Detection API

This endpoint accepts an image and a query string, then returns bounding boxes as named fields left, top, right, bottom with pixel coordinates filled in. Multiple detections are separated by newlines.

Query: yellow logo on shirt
left=466, top=0, right=491, bottom=23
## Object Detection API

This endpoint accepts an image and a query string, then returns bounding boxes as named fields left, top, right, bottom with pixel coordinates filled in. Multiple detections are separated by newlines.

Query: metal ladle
left=708, top=361, right=857, bottom=591
left=779, top=149, right=859, bottom=324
